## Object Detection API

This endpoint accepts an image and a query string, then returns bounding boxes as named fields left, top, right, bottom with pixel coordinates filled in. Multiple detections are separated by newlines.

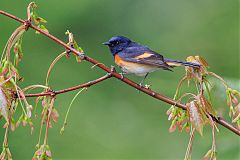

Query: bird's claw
left=110, top=65, right=116, bottom=72
left=119, top=72, right=125, bottom=79
left=144, top=84, right=151, bottom=89
left=139, top=83, right=150, bottom=89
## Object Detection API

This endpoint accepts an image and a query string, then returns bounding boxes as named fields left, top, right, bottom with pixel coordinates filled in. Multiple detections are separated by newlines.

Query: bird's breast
left=114, top=54, right=158, bottom=76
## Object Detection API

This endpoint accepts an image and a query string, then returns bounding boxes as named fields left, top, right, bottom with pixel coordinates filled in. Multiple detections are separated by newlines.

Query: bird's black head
left=103, top=36, right=132, bottom=55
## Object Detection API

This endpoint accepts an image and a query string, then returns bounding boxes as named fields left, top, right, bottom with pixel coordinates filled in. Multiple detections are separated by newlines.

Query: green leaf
left=37, top=17, right=47, bottom=23
left=77, top=46, right=83, bottom=53
left=75, top=56, right=81, bottom=63
left=29, top=2, right=49, bottom=34
left=40, top=24, right=49, bottom=33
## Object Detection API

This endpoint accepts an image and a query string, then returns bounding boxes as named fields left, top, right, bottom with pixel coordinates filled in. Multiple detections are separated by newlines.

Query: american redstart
left=103, top=36, right=200, bottom=84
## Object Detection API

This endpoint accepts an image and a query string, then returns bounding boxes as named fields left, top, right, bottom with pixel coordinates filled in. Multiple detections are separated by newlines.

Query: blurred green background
left=0, top=0, right=239, bottom=159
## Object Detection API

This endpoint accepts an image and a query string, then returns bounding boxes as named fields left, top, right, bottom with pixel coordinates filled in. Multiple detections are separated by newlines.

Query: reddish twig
left=24, top=73, right=112, bottom=97
left=0, top=10, right=239, bottom=136
left=0, top=10, right=25, bottom=23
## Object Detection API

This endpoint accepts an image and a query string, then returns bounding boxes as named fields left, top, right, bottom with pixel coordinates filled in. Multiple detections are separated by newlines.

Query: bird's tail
left=164, top=58, right=200, bottom=68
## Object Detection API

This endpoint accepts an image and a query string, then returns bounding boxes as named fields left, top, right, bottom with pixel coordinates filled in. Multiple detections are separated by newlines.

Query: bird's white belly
left=120, top=63, right=158, bottom=76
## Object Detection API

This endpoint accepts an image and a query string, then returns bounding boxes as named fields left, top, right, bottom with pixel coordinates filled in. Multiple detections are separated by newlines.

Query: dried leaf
left=51, top=108, right=59, bottom=123
left=26, top=105, right=33, bottom=118
left=169, top=123, right=176, bottom=133
left=185, top=56, right=209, bottom=82
left=232, top=103, right=240, bottom=123
left=45, top=150, right=52, bottom=158
left=36, top=17, right=47, bottom=23
left=33, top=144, right=52, bottom=160
left=203, top=149, right=217, bottom=160
left=187, top=101, right=204, bottom=136
left=35, top=149, right=43, bottom=156
left=195, top=56, right=208, bottom=68
left=199, top=95, right=216, bottom=116
left=0, top=88, right=9, bottom=122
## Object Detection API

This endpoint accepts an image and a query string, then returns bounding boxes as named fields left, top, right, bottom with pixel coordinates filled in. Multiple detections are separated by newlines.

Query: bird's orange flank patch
left=115, top=54, right=123, bottom=65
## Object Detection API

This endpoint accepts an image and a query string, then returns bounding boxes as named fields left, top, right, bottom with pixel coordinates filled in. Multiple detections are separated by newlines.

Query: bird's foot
left=137, top=83, right=150, bottom=93
left=144, top=84, right=151, bottom=89
left=139, top=83, right=151, bottom=89
left=110, top=65, right=116, bottom=72
left=119, top=72, right=125, bottom=79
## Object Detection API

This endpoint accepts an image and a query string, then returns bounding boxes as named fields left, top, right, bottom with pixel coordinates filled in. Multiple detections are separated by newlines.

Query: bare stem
left=45, top=51, right=66, bottom=86
left=44, top=97, right=55, bottom=145
left=27, top=2, right=34, bottom=21
left=3, top=124, right=9, bottom=147
left=184, top=127, right=195, bottom=160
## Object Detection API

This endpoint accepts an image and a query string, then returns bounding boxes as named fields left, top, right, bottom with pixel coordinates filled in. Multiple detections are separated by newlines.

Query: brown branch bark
left=0, top=10, right=239, bottom=136
left=24, top=73, right=112, bottom=97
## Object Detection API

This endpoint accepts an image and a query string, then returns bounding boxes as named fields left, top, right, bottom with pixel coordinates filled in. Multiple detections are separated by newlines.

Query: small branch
left=0, top=10, right=239, bottom=136
left=45, top=51, right=66, bottom=86
left=24, top=73, right=112, bottom=97
left=211, top=115, right=240, bottom=136
left=0, top=10, right=25, bottom=23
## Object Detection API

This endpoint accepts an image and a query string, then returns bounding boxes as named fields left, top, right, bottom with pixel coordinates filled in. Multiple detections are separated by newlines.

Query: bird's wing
left=119, top=45, right=172, bottom=70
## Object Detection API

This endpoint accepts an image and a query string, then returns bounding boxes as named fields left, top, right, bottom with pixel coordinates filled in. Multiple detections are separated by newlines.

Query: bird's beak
left=102, top=41, right=110, bottom=45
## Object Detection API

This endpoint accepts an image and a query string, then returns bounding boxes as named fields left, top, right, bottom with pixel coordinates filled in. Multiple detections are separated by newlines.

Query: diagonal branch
left=0, top=10, right=239, bottom=136
left=24, top=73, right=112, bottom=97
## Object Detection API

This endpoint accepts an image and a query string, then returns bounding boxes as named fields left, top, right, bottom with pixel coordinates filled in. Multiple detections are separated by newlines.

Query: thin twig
left=44, top=97, right=55, bottom=145
left=0, top=10, right=239, bottom=136
left=24, top=73, right=112, bottom=97
left=184, top=127, right=195, bottom=160
left=45, top=51, right=66, bottom=86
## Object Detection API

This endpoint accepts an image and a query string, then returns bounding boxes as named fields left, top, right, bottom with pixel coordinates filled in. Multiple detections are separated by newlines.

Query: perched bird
left=103, top=36, right=200, bottom=84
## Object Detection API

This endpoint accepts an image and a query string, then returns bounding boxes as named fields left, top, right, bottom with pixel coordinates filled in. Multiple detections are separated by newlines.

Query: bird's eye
left=116, top=41, right=119, bottom=45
